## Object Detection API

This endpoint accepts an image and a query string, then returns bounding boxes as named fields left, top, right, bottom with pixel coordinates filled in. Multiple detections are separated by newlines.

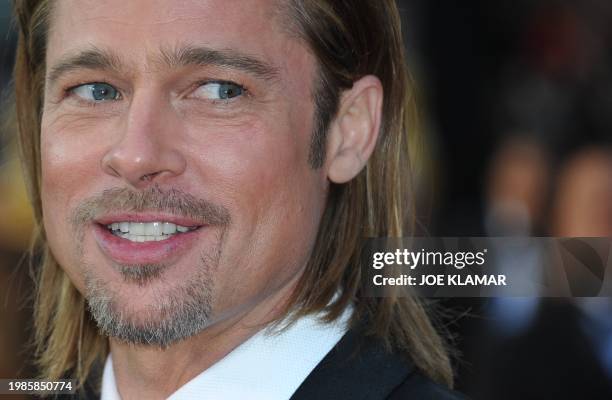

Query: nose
left=101, top=91, right=186, bottom=188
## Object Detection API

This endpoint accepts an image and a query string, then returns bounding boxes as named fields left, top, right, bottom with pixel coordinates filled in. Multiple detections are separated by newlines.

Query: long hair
left=13, top=0, right=453, bottom=389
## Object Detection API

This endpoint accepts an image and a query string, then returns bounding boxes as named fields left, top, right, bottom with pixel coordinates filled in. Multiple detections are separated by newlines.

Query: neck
left=109, top=280, right=297, bottom=400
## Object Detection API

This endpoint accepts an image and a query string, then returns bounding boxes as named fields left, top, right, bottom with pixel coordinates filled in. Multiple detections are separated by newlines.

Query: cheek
left=42, top=116, right=92, bottom=189
left=190, top=116, right=325, bottom=300
left=186, top=120, right=306, bottom=224
left=40, top=119, right=104, bottom=285
left=40, top=112, right=111, bottom=203
left=189, top=105, right=317, bottom=229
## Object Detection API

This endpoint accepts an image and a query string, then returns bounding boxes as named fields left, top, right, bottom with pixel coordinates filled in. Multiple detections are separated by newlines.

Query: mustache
left=70, top=186, right=231, bottom=228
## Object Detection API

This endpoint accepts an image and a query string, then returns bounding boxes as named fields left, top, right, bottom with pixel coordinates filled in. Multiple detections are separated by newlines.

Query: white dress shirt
left=101, top=305, right=353, bottom=400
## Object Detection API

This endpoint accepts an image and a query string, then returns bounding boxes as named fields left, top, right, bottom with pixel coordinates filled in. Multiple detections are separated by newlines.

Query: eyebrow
left=160, top=46, right=279, bottom=81
left=47, top=47, right=124, bottom=85
left=46, top=45, right=280, bottom=86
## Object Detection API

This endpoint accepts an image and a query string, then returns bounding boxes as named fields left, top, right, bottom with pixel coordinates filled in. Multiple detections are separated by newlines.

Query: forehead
left=47, top=0, right=308, bottom=77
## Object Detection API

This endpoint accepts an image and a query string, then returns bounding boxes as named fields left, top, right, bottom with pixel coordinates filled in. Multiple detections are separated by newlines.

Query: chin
left=84, top=265, right=216, bottom=347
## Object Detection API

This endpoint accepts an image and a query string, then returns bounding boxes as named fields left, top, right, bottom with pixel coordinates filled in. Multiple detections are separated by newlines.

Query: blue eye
left=71, top=82, right=120, bottom=102
left=193, top=81, right=244, bottom=100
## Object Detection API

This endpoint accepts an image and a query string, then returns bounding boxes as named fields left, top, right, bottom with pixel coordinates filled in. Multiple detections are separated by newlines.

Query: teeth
left=124, top=233, right=166, bottom=242
left=162, top=222, right=177, bottom=234
left=130, top=222, right=145, bottom=235
left=106, top=221, right=195, bottom=242
left=144, top=222, right=163, bottom=236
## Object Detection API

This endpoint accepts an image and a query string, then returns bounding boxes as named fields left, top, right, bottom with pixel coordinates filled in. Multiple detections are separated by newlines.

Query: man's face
left=41, top=0, right=328, bottom=345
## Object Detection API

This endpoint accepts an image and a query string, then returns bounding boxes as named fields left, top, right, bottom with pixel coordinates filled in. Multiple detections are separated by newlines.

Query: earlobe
left=326, top=75, right=383, bottom=184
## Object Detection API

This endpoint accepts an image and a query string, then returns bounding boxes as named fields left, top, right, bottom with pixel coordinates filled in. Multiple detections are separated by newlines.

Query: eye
left=70, top=82, right=121, bottom=102
left=192, top=81, right=245, bottom=100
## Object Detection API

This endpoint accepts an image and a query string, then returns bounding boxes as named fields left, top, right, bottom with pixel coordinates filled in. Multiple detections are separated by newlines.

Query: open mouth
left=92, top=215, right=209, bottom=265
left=105, top=221, right=200, bottom=243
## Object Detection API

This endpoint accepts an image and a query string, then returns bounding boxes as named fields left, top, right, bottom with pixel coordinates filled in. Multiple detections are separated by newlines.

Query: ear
left=326, top=75, right=383, bottom=184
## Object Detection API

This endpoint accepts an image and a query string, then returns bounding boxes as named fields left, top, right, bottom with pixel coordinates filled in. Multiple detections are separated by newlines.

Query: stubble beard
left=84, top=251, right=219, bottom=348
left=69, top=186, right=230, bottom=348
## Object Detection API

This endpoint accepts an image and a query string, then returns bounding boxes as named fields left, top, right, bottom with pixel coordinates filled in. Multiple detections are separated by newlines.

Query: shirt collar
left=101, top=353, right=121, bottom=400
left=101, top=305, right=353, bottom=400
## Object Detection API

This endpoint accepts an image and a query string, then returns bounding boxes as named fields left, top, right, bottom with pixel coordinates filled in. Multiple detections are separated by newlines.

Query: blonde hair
left=13, top=0, right=453, bottom=389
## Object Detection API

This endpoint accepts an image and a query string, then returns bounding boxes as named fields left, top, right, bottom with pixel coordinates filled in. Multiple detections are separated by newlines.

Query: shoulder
left=291, top=320, right=469, bottom=400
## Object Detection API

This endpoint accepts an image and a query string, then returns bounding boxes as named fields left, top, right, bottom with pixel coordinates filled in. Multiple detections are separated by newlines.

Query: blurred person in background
left=477, top=146, right=612, bottom=399
left=485, top=136, right=550, bottom=237
left=551, top=148, right=612, bottom=238
left=401, top=1, right=611, bottom=398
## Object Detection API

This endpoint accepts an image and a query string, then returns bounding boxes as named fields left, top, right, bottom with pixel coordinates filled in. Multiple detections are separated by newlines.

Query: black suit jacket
left=62, top=324, right=465, bottom=400
left=291, top=324, right=466, bottom=400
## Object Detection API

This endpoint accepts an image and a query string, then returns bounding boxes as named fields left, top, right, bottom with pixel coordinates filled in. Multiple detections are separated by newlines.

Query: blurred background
left=0, top=0, right=611, bottom=399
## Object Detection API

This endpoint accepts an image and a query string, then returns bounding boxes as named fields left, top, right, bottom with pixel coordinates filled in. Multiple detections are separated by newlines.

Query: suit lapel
left=290, top=324, right=415, bottom=400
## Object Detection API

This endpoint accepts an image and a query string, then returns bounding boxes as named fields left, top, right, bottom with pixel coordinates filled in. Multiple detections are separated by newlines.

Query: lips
left=92, top=212, right=206, bottom=265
